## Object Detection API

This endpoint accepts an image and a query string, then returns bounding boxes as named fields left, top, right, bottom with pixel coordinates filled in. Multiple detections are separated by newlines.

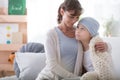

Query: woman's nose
left=72, top=17, right=79, bottom=24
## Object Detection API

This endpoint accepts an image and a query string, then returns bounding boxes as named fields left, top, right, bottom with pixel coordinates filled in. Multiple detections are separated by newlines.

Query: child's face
left=75, top=24, right=92, bottom=41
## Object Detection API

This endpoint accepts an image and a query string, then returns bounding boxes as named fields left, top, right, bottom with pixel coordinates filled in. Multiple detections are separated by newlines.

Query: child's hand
left=94, top=42, right=108, bottom=52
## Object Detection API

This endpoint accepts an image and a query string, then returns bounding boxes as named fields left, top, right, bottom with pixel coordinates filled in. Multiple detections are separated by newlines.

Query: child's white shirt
left=83, top=50, right=94, bottom=72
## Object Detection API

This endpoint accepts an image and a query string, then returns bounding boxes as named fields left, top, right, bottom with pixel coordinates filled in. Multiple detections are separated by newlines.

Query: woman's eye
left=69, top=16, right=74, bottom=18
left=76, top=17, right=79, bottom=19
left=70, top=16, right=79, bottom=19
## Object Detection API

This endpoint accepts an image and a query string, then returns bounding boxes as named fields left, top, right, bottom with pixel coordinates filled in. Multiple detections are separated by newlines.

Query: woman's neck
left=58, top=23, right=75, bottom=38
left=58, top=23, right=74, bottom=31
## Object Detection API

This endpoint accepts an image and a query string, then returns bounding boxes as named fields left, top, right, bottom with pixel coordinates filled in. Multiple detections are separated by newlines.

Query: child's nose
left=75, top=30, right=80, bottom=35
left=76, top=29, right=80, bottom=33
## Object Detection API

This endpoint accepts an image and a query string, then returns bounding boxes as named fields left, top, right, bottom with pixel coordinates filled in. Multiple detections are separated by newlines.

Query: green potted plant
left=103, top=17, right=113, bottom=37
left=103, top=17, right=120, bottom=37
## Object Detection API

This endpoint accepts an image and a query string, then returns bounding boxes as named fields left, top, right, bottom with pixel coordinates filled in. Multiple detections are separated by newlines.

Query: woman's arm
left=95, top=42, right=111, bottom=52
left=45, top=30, right=77, bottom=78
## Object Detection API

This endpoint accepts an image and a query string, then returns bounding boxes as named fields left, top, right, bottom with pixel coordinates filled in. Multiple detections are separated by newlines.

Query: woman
left=36, top=0, right=108, bottom=80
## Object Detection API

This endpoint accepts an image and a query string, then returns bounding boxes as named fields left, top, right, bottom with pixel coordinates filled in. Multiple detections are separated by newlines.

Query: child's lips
left=75, top=34, right=81, bottom=40
left=75, top=34, right=81, bottom=37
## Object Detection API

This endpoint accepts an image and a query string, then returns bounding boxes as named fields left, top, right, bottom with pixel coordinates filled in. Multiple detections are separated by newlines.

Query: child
left=75, top=17, right=115, bottom=80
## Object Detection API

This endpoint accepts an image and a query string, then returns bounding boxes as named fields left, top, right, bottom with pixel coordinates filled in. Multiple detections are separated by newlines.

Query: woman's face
left=61, top=10, right=80, bottom=28
left=75, top=24, right=91, bottom=41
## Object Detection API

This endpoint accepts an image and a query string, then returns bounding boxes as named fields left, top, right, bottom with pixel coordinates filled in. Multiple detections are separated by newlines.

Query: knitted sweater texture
left=81, top=36, right=115, bottom=80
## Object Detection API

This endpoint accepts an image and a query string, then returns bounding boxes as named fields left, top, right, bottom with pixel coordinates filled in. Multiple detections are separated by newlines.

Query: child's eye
left=80, top=27, right=85, bottom=30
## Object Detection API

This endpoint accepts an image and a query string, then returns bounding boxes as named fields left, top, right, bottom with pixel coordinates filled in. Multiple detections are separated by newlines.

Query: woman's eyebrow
left=70, top=13, right=80, bottom=17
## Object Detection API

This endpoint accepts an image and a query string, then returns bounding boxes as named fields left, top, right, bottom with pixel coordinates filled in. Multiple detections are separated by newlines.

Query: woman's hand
left=95, top=42, right=108, bottom=52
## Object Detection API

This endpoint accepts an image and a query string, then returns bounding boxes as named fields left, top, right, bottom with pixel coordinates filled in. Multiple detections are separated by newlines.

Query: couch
left=0, top=37, right=120, bottom=80
left=103, top=37, right=120, bottom=79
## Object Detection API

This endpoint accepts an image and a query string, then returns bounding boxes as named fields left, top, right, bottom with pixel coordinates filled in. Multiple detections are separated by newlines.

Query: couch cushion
left=15, top=52, right=46, bottom=80
left=14, top=42, right=45, bottom=78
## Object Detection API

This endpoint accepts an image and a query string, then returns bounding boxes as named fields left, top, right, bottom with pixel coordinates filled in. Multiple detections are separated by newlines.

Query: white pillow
left=15, top=52, right=46, bottom=80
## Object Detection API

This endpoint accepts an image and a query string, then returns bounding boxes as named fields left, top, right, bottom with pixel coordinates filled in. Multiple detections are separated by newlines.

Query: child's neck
left=81, top=40, right=90, bottom=51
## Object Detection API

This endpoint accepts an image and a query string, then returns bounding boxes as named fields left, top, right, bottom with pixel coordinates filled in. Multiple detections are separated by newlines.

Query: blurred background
left=26, top=0, right=120, bottom=43
left=1, top=0, right=120, bottom=43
